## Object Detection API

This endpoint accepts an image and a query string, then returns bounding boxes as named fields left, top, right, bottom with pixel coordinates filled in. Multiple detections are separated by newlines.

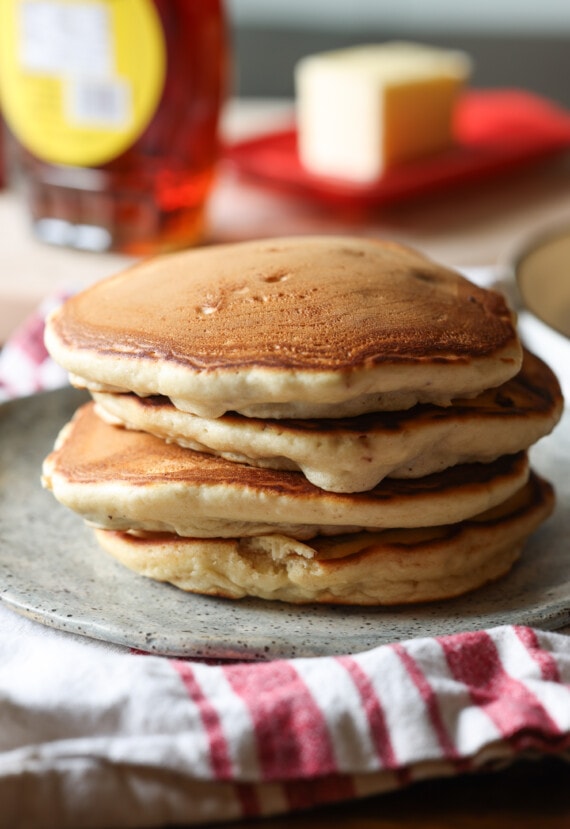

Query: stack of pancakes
left=42, top=236, right=563, bottom=605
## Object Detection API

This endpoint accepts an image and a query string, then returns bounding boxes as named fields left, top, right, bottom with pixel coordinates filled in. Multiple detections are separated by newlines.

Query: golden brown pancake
left=44, top=236, right=522, bottom=418
left=41, top=402, right=530, bottom=538
left=92, top=472, right=554, bottom=605
left=92, top=349, right=563, bottom=492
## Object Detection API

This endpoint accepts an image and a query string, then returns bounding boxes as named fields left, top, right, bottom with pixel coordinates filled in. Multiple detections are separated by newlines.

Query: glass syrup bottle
left=0, top=0, right=228, bottom=255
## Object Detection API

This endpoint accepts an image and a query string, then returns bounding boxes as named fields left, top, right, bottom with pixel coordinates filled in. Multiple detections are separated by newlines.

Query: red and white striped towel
left=1, top=292, right=569, bottom=829
left=1, top=618, right=569, bottom=828
left=0, top=293, right=69, bottom=402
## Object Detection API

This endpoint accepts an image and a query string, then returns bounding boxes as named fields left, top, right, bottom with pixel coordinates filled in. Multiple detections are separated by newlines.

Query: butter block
left=295, top=42, right=472, bottom=184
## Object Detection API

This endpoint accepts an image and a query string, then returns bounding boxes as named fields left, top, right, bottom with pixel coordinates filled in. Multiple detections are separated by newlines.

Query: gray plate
left=1, top=387, right=569, bottom=660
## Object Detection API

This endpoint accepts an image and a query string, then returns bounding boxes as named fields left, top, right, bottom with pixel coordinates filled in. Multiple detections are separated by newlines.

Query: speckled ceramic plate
left=1, top=387, right=569, bottom=660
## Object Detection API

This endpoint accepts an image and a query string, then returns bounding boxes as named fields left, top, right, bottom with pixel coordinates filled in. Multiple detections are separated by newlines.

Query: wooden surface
left=2, top=99, right=570, bottom=342
left=217, top=757, right=570, bottom=828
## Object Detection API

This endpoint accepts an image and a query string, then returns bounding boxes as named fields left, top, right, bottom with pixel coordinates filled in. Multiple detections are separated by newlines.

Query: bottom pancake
left=93, top=471, right=553, bottom=606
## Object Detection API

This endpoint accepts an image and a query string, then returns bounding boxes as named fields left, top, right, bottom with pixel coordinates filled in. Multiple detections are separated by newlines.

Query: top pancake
left=44, top=236, right=522, bottom=418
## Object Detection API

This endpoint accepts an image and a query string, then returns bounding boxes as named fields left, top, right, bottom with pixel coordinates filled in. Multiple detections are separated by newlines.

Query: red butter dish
left=224, top=90, right=570, bottom=207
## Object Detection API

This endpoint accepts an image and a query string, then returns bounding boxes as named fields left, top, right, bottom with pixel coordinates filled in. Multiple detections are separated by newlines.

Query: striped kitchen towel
left=0, top=293, right=69, bottom=402
left=1, top=614, right=569, bottom=828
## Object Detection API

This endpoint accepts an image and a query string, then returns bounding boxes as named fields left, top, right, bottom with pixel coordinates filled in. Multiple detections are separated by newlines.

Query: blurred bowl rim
left=498, top=219, right=570, bottom=341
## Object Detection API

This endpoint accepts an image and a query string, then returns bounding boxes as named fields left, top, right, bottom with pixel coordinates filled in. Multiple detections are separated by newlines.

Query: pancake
left=92, top=349, right=563, bottom=493
left=44, top=236, right=522, bottom=419
left=92, top=472, right=554, bottom=605
left=41, top=402, right=530, bottom=539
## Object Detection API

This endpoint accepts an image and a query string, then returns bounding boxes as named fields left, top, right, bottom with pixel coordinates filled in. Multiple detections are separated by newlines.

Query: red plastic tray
left=224, top=90, right=570, bottom=207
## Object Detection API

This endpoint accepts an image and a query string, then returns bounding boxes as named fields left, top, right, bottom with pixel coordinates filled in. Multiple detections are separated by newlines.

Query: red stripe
left=234, top=784, right=261, bottom=817
left=173, top=661, right=233, bottom=779
left=173, top=662, right=261, bottom=817
left=336, top=655, right=401, bottom=772
left=392, top=642, right=469, bottom=771
left=282, top=774, right=357, bottom=812
left=13, top=312, right=51, bottom=366
left=439, top=630, right=563, bottom=741
left=514, top=626, right=562, bottom=682
left=223, top=660, right=338, bottom=781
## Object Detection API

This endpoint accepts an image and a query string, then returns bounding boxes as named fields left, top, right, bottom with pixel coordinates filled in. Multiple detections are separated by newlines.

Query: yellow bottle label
left=0, top=0, right=166, bottom=166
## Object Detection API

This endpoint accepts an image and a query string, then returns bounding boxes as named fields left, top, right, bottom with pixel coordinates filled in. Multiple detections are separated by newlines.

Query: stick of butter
left=295, top=42, right=472, bottom=184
